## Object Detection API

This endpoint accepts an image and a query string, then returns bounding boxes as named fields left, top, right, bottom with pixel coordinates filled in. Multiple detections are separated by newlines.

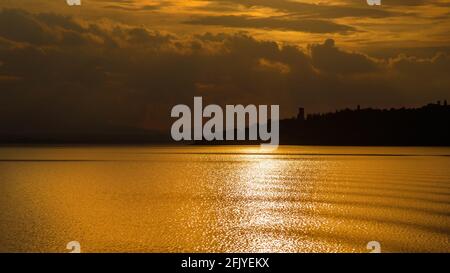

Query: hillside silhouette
left=195, top=100, right=450, bottom=146
left=279, top=101, right=450, bottom=146
left=1, top=101, right=449, bottom=146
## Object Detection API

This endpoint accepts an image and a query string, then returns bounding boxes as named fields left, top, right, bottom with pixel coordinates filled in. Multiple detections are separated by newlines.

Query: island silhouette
left=196, top=100, right=450, bottom=146
left=1, top=101, right=448, bottom=146
left=279, top=100, right=449, bottom=146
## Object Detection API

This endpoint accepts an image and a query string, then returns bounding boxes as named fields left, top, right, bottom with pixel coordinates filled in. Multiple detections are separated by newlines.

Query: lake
left=0, top=146, right=449, bottom=252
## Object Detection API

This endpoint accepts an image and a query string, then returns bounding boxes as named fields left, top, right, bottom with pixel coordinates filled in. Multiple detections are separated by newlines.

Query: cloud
left=390, top=52, right=450, bottom=74
left=205, top=0, right=398, bottom=18
left=378, top=0, right=429, bottom=6
left=310, top=39, right=379, bottom=74
left=0, top=9, right=56, bottom=45
left=0, top=8, right=448, bottom=136
left=388, top=52, right=450, bottom=98
left=185, top=15, right=355, bottom=34
left=103, top=5, right=161, bottom=12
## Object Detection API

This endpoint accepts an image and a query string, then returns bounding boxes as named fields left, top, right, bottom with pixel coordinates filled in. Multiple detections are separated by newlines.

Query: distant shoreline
left=1, top=101, right=448, bottom=146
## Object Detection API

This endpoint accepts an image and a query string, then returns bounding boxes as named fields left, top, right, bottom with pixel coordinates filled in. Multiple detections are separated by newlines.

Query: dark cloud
left=95, top=0, right=172, bottom=11
left=0, top=8, right=448, bottom=136
left=339, top=0, right=431, bottom=6
left=185, top=15, right=355, bottom=34
left=205, top=0, right=398, bottom=18
left=380, top=0, right=429, bottom=6
left=310, top=39, right=379, bottom=74
left=103, top=5, right=161, bottom=12
left=102, top=2, right=174, bottom=12
left=0, top=9, right=56, bottom=45
left=388, top=53, right=450, bottom=99
left=127, top=27, right=173, bottom=45
left=390, top=52, right=450, bottom=74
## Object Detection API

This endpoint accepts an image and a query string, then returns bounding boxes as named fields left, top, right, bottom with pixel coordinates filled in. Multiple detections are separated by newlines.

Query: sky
left=0, top=0, right=449, bottom=133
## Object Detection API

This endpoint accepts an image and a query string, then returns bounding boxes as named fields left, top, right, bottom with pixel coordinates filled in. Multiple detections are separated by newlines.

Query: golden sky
left=0, top=0, right=449, bottom=132
left=4, top=0, right=450, bottom=50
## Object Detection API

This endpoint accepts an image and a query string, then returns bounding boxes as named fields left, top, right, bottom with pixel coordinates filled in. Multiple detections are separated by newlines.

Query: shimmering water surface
left=0, top=146, right=449, bottom=253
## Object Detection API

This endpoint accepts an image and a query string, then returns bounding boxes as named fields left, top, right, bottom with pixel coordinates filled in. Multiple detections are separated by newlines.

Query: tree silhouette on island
left=278, top=100, right=449, bottom=146
left=196, top=100, right=450, bottom=146
left=1, top=101, right=448, bottom=146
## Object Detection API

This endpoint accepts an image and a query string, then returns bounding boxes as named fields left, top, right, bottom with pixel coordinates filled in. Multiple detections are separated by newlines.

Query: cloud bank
left=0, top=9, right=449, bottom=135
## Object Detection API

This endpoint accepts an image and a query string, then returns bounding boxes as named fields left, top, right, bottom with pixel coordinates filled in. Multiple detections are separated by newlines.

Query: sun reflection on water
left=232, top=154, right=302, bottom=252
left=0, top=146, right=449, bottom=252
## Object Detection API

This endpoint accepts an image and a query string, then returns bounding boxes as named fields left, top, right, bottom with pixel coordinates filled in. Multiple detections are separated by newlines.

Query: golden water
left=0, top=146, right=449, bottom=253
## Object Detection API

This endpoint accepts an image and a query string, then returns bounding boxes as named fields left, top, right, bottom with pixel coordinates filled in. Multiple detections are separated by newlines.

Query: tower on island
left=297, top=107, right=305, bottom=121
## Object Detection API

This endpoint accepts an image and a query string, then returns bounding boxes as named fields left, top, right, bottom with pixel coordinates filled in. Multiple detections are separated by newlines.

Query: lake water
left=0, top=146, right=449, bottom=253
